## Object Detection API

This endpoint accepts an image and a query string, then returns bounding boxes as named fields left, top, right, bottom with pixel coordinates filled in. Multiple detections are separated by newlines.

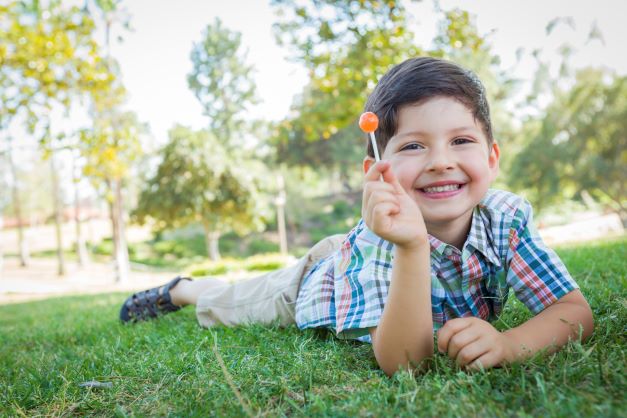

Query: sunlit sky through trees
left=5, top=0, right=626, bottom=164
left=103, top=0, right=626, bottom=146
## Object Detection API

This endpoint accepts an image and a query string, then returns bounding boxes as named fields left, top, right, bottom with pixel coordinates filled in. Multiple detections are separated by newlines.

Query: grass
left=1, top=237, right=625, bottom=416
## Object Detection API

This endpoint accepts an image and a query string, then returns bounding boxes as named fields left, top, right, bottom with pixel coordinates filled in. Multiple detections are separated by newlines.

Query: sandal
left=119, top=276, right=191, bottom=323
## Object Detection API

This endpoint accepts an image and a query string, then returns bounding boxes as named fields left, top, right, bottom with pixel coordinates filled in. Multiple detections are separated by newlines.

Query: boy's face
left=363, top=96, right=500, bottom=231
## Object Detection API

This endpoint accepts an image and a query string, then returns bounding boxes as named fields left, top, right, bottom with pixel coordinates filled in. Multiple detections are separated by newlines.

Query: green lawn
left=1, top=238, right=625, bottom=417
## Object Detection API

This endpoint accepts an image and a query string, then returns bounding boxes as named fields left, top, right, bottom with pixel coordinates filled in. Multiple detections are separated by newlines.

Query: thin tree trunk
left=72, top=153, right=88, bottom=267
left=8, top=141, right=29, bottom=267
left=114, top=178, right=130, bottom=280
left=50, top=154, right=65, bottom=276
left=107, top=179, right=129, bottom=283
left=202, top=222, right=221, bottom=261
left=0, top=214, right=4, bottom=272
left=276, top=174, right=288, bottom=254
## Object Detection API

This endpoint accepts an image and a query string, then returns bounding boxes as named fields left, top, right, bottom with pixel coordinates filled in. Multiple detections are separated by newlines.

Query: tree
left=510, top=69, right=627, bottom=220
left=0, top=0, right=113, bottom=273
left=182, top=19, right=270, bottom=258
left=433, top=10, right=517, bottom=130
left=271, top=0, right=420, bottom=144
left=134, top=126, right=267, bottom=261
left=269, top=4, right=516, bottom=191
left=187, top=18, right=258, bottom=145
left=80, top=88, right=144, bottom=282
left=268, top=0, right=422, bottom=190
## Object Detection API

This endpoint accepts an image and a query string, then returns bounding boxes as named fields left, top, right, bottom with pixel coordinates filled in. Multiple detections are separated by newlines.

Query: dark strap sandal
left=119, top=276, right=191, bottom=323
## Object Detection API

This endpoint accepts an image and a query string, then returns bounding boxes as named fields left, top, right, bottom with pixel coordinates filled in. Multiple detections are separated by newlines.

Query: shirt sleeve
left=505, top=199, right=579, bottom=314
left=334, top=220, right=394, bottom=339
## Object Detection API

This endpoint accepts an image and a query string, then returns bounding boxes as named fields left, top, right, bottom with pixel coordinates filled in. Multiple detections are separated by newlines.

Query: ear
left=363, top=156, right=375, bottom=175
left=488, top=142, right=500, bottom=181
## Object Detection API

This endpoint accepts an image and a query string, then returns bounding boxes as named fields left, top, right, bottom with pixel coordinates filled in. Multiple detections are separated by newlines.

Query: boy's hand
left=362, top=161, right=427, bottom=249
left=437, top=317, right=514, bottom=370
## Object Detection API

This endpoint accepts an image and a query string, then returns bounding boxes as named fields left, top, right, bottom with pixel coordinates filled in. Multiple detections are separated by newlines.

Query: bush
left=247, top=238, right=279, bottom=255
left=91, top=239, right=139, bottom=258
left=308, top=199, right=360, bottom=244
left=243, top=253, right=294, bottom=272
left=186, top=259, right=237, bottom=277
left=153, top=241, right=189, bottom=258
left=91, top=239, right=113, bottom=256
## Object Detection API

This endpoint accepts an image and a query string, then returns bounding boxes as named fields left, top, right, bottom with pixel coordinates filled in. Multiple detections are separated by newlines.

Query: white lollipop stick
left=369, top=132, right=381, bottom=162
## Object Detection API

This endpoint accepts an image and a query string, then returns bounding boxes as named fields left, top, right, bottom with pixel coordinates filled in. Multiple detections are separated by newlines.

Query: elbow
left=573, top=292, right=595, bottom=342
left=581, top=302, right=595, bottom=342
left=376, top=341, right=434, bottom=377
left=558, top=289, right=595, bottom=342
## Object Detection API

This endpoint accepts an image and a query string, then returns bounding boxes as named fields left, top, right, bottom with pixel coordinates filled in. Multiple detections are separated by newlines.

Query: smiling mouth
left=420, top=184, right=462, bottom=193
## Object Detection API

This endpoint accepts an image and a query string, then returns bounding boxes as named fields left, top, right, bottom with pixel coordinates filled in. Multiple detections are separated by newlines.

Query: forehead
left=396, top=97, right=479, bottom=132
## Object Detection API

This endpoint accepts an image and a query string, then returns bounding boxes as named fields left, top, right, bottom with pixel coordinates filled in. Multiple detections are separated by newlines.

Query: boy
left=120, top=57, right=594, bottom=376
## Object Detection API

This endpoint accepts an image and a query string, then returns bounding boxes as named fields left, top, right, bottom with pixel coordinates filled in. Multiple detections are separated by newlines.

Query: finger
left=369, top=202, right=401, bottom=233
left=437, top=318, right=473, bottom=354
left=455, top=340, right=490, bottom=367
left=366, top=196, right=400, bottom=228
left=446, top=327, right=481, bottom=360
left=361, top=181, right=394, bottom=219
left=362, top=183, right=398, bottom=218
left=363, top=180, right=397, bottom=202
left=378, top=161, right=406, bottom=195
left=364, top=160, right=391, bottom=182
left=467, top=351, right=500, bottom=371
left=363, top=184, right=397, bottom=210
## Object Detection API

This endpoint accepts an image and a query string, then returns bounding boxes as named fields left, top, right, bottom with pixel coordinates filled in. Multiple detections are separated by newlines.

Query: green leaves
left=134, top=126, right=268, bottom=239
left=509, top=69, right=627, bottom=217
left=187, top=18, right=258, bottom=146
left=271, top=0, right=419, bottom=144
left=0, top=1, right=112, bottom=135
left=79, top=110, right=144, bottom=185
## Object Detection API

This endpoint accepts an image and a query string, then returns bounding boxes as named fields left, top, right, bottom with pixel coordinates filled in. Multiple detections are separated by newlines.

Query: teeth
left=423, top=184, right=460, bottom=193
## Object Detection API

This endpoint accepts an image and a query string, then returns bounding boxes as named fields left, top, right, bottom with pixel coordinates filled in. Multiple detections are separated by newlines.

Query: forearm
left=503, top=290, right=594, bottom=362
left=371, top=243, right=433, bottom=376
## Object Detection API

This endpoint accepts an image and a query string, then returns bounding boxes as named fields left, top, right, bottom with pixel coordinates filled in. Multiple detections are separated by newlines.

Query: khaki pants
left=196, top=235, right=344, bottom=328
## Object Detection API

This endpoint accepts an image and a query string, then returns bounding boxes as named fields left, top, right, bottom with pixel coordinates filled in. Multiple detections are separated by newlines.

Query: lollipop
left=359, top=111, right=381, bottom=161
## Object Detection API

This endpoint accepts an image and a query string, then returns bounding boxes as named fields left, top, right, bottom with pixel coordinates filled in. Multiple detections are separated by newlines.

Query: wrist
left=501, top=330, right=523, bottom=363
left=395, top=236, right=429, bottom=253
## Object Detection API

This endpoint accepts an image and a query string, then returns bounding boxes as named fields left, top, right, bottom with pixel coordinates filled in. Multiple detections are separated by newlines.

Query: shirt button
left=444, top=247, right=453, bottom=256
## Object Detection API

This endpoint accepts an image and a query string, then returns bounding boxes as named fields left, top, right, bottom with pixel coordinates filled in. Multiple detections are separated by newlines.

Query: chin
left=423, top=210, right=473, bottom=226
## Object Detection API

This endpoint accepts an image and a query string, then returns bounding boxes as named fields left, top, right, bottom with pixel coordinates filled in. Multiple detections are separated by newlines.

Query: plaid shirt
left=295, top=189, right=578, bottom=341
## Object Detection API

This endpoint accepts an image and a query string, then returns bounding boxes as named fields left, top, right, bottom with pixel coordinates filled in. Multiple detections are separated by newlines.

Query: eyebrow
left=391, top=126, right=479, bottom=142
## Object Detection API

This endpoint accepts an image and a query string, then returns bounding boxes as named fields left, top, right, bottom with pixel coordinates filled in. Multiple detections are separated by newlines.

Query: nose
left=426, top=146, right=455, bottom=172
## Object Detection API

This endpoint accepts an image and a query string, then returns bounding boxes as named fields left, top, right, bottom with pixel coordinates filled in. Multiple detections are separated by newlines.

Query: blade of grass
left=208, top=334, right=255, bottom=418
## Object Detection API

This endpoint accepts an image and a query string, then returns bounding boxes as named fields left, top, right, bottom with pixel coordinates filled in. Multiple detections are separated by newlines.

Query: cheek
left=391, top=161, right=418, bottom=189
left=466, top=162, right=493, bottom=185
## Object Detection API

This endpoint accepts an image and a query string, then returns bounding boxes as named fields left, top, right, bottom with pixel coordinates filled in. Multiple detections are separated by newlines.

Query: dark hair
left=364, top=57, right=493, bottom=157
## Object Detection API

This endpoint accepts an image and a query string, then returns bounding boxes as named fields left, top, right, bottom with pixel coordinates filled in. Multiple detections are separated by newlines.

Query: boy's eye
left=400, top=143, right=424, bottom=151
left=452, top=137, right=473, bottom=145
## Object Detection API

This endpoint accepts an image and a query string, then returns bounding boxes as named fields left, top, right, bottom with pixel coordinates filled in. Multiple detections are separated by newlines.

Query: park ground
left=0, top=232, right=625, bottom=415
left=1, top=211, right=622, bottom=305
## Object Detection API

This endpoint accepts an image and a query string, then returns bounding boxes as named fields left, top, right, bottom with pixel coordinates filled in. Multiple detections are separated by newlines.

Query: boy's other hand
left=437, top=317, right=515, bottom=370
left=362, top=160, right=427, bottom=249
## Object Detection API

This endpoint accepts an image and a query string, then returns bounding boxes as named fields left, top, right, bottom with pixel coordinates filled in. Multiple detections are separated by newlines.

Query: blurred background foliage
left=1, top=0, right=624, bottom=275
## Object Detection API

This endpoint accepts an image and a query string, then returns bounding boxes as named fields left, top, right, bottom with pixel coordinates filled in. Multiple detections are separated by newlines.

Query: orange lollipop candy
left=359, top=111, right=381, bottom=161
left=359, top=111, right=379, bottom=133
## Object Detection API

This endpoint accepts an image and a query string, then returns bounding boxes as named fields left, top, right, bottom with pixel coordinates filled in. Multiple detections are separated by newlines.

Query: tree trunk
left=276, top=174, right=288, bottom=254
left=8, top=142, right=29, bottom=267
left=50, top=155, right=65, bottom=276
left=202, top=222, right=221, bottom=261
left=0, top=214, right=4, bottom=272
left=72, top=153, right=88, bottom=267
left=108, top=179, right=129, bottom=283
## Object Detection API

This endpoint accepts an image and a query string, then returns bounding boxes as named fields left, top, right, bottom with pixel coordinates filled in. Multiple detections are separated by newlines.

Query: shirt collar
left=428, top=234, right=448, bottom=257
left=463, top=206, right=502, bottom=267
